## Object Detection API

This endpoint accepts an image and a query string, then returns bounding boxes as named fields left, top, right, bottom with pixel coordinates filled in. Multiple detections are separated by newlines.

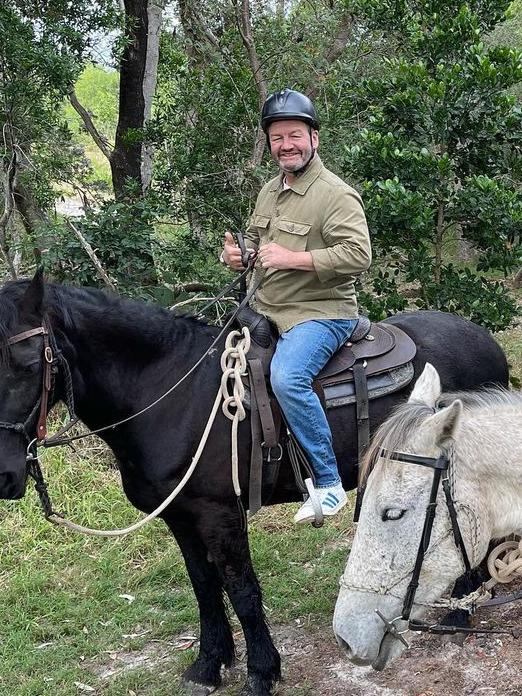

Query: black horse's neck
left=45, top=284, right=221, bottom=434
left=49, top=283, right=215, bottom=357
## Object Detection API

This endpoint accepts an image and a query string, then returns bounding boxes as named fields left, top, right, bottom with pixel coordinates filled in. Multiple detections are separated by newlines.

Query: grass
left=1, top=308, right=520, bottom=695
left=0, top=440, right=354, bottom=695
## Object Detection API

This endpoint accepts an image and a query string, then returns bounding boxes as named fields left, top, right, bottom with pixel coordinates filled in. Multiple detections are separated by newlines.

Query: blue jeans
left=270, top=318, right=358, bottom=488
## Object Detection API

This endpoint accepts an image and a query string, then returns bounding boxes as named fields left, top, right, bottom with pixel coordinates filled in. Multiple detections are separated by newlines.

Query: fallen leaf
left=118, top=594, right=135, bottom=604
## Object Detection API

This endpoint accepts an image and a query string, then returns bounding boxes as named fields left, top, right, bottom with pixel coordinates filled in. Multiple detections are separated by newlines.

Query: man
left=222, top=88, right=371, bottom=523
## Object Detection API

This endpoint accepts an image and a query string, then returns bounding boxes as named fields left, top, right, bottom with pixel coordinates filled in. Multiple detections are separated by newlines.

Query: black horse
left=0, top=272, right=509, bottom=696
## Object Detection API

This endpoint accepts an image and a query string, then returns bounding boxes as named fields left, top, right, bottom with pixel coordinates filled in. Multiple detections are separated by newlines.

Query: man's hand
left=222, top=231, right=245, bottom=271
left=258, top=242, right=314, bottom=271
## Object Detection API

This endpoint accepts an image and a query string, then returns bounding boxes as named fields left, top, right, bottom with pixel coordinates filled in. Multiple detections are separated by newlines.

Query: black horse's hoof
left=239, top=674, right=279, bottom=696
left=180, top=680, right=218, bottom=696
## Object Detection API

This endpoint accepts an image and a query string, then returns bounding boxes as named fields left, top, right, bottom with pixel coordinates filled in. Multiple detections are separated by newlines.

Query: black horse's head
left=0, top=270, right=48, bottom=499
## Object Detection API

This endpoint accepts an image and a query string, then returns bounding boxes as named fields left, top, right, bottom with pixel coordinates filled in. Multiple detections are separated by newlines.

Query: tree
left=342, top=0, right=522, bottom=330
left=0, top=1, right=119, bottom=274
left=109, top=0, right=164, bottom=197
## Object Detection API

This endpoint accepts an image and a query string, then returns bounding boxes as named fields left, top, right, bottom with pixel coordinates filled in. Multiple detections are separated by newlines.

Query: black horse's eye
left=382, top=508, right=406, bottom=522
left=16, top=360, right=40, bottom=375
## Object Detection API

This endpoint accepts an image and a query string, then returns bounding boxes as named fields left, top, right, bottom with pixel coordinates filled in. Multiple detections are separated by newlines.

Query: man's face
left=268, top=119, right=319, bottom=173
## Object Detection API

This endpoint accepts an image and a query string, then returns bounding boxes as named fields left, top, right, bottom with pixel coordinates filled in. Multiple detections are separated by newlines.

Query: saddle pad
left=324, top=362, right=415, bottom=409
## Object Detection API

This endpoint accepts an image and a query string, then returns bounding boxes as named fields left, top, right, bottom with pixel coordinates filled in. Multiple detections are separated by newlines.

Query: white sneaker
left=294, top=482, right=347, bottom=524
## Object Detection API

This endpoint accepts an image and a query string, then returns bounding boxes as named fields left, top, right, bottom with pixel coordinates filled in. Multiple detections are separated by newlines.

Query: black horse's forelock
left=0, top=279, right=33, bottom=364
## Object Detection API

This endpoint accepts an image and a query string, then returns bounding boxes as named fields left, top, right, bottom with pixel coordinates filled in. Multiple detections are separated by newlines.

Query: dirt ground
left=95, top=591, right=522, bottom=696
left=228, top=598, right=522, bottom=696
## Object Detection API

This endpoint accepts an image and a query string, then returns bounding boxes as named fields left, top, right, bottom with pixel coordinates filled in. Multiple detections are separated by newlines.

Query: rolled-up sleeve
left=310, top=187, right=372, bottom=283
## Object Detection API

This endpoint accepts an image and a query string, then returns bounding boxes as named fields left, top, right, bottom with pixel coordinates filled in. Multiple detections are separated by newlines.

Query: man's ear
left=21, top=267, right=45, bottom=318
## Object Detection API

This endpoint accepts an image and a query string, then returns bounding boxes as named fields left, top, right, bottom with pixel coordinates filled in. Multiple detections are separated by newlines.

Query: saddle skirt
left=237, top=308, right=417, bottom=409
left=234, top=307, right=417, bottom=517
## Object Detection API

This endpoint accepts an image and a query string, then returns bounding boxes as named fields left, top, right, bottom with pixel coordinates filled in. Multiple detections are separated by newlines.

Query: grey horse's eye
left=382, top=508, right=406, bottom=522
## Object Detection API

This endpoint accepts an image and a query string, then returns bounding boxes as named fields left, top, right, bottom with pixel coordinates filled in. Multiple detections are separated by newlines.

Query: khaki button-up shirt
left=245, top=155, right=372, bottom=333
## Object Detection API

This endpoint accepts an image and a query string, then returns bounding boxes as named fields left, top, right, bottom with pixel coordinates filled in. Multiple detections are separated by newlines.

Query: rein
left=2, top=262, right=262, bottom=535
left=36, top=263, right=259, bottom=449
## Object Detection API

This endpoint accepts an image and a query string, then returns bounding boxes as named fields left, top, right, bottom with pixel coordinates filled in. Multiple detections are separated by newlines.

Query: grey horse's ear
left=425, top=399, right=462, bottom=446
left=409, top=363, right=441, bottom=407
left=21, top=267, right=45, bottom=317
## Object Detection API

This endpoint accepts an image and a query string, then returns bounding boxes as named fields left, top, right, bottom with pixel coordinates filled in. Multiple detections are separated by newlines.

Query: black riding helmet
left=261, top=88, right=319, bottom=133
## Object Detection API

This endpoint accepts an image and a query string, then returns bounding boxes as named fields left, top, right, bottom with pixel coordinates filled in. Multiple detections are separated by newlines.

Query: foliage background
left=1, top=0, right=521, bottom=326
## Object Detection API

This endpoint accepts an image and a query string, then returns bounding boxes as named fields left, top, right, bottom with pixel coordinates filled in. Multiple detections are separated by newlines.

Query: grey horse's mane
left=360, top=385, right=516, bottom=483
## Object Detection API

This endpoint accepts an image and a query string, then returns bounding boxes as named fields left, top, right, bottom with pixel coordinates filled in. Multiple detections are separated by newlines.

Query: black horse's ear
left=21, top=267, right=45, bottom=317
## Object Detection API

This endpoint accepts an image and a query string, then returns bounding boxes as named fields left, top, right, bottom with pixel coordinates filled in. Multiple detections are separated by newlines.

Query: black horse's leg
left=195, top=502, right=281, bottom=696
left=166, top=517, right=235, bottom=692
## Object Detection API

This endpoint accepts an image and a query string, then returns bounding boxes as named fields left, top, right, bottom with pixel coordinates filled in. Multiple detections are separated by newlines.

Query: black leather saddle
left=235, top=308, right=417, bottom=393
left=234, top=307, right=417, bottom=517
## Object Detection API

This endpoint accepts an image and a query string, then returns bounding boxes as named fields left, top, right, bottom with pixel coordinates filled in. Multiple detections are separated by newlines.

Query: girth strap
left=353, top=361, right=370, bottom=522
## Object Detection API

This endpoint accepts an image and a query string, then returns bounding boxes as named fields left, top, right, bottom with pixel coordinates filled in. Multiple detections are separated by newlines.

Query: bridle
left=0, top=318, right=78, bottom=514
left=0, top=321, right=57, bottom=446
left=359, top=448, right=520, bottom=644
left=370, top=448, right=472, bottom=646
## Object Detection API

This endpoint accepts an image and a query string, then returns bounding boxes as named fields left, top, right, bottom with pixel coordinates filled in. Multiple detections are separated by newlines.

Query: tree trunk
left=141, top=0, right=163, bottom=191
left=110, top=0, right=163, bottom=198
left=12, top=147, right=49, bottom=265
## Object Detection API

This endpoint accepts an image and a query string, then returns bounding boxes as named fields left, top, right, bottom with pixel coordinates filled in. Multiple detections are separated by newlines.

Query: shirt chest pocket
left=252, top=215, right=271, bottom=241
left=275, top=220, right=311, bottom=252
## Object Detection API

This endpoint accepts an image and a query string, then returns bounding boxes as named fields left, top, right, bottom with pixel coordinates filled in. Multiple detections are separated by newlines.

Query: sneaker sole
left=293, top=498, right=347, bottom=524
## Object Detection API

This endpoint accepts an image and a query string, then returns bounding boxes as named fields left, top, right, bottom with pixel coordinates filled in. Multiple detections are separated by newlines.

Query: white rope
left=487, top=537, right=522, bottom=584
left=428, top=536, right=522, bottom=612
left=219, top=328, right=251, bottom=496
left=46, top=329, right=251, bottom=537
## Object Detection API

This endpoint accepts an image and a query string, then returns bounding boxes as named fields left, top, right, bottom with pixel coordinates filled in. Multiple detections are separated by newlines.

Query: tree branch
left=69, top=90, right=113, bottom=162
left=0, top=151, right=18, bottom=278
left=66, top=219, right=118, bottom=291
left=308, top=12, right=356, bottom=100
left=237, top=0, right=268, bottom=111
left=236, top=0, right=268, bottom=170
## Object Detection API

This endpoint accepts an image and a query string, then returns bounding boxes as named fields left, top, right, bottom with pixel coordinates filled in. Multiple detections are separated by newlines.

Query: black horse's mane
left=0, top=279, right=216, bottom=360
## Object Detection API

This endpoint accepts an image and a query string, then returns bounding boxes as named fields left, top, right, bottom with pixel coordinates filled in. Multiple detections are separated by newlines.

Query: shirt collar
left=269, top=154, right=323, bottom=195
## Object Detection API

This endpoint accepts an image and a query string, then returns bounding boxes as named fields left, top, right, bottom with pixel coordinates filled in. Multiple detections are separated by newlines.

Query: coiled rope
left=429, top=536, right=522, bottom=612
left=220, top=328, right=251, bottom=496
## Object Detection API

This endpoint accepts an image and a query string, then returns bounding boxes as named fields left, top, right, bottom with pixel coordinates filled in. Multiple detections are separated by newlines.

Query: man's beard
left=276, top=147, right=313, bottom=172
